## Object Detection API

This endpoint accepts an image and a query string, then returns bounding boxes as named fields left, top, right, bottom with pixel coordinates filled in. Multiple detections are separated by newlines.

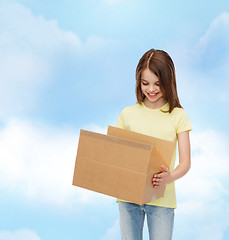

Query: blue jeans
left=119, top=202, right=174, bottom=240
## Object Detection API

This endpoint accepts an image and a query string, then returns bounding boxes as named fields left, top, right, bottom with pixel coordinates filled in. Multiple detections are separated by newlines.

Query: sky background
left=0, top=0, right=229, bottom=239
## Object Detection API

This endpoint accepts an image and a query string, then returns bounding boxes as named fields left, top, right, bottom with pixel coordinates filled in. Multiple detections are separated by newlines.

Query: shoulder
left=170, top=107, right=190, bottom=119
left=116, top=103, right=142, bottom=129
left=120, top=103, right=143, bottom=115
left=171, top=106, right=186, bottom=115
left=170, top=107, right=192, bottom=134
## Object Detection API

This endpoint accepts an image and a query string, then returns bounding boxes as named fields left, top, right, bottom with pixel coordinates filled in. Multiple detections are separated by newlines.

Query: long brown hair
left=135, top=49, right=182, bottom=113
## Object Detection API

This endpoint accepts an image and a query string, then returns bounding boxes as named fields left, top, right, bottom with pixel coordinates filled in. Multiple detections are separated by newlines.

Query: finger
left=154, top=173, right=163, bottom=179
left=152, top=177, right=161, bottom=183
left=153, top=175, right=157, bottom=179
left=161, top=165, right=169, bottom=172
left=153, top=170, right=163, bottom=178
left=153, top=179, right=162, bottom=186
left=153, top=182, right=160, bottom=187
left=153, top=181, right=160, bottom=187
left=153, top=183, right=162, bottom=188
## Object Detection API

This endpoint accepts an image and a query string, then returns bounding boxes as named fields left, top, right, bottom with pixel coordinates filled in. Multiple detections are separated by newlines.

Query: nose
left=148, top=84, right=156, bottom=92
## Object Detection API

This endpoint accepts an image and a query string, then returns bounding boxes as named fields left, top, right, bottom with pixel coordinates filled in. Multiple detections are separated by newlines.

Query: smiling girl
left=115, top=49, right=192, bottom=240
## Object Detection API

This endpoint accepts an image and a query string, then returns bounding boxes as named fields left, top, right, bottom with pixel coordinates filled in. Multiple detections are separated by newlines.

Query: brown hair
left=135, top=49, right=182, bottom=113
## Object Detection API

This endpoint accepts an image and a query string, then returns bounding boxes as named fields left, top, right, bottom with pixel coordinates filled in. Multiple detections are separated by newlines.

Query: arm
left=152, top=130, right=191, bottom=188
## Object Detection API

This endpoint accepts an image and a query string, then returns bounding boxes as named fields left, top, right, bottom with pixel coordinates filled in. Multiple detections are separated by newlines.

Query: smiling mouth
left=148, top=92, right=159, bottom=97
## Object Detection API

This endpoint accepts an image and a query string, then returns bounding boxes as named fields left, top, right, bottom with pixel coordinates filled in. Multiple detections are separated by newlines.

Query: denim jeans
left=119, top=202, right=174, bottom=240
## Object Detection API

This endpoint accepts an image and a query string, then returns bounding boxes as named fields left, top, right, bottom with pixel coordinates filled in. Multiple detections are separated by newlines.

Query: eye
left=155, top=82, right=160, bottom=86
left=141, top=80, right=148, bottom=85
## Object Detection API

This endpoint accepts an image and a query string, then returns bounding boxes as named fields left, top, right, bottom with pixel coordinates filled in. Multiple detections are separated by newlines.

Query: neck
left=143, top=98, right=167, bottom=109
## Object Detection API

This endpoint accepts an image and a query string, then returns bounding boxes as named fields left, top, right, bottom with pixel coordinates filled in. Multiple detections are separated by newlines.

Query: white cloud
left=100, top=219, right=121, bottom=240
left=0, top=0, right=115, bottom=68
left=199, top=12, right=229, bottom=47
left=174, top=130, right=229, bottom=240
left=1, top=118, right=229, bottom=238
left=0, top=53, right=51, bottom=118
left=0, top=1, right=82, bottom=55
left=0, top=1, right=115, bottom=120
left=196, top=11, right=229, bottom=81
left=169, top=12, right=229, bottom=105
left=0, top=1, right=79, bottom=119
left=0, top=229, right=40, bottom=240
left=0, top=119, right=113, bottom=209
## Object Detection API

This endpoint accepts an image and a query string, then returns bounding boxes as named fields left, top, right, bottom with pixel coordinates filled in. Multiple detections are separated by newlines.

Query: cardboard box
left=72, top=126, right=175, bottom=205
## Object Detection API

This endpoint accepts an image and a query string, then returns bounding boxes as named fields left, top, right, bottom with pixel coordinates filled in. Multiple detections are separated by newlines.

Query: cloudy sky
left=0, top=0, right=229, bottom=239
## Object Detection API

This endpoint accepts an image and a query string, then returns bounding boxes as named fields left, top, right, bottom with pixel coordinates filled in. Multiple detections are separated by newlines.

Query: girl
left=115, top=49, right=192, bottom=240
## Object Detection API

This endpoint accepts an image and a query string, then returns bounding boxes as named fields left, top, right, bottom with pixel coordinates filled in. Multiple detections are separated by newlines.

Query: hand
left=152, top=165, right=172, bottom=188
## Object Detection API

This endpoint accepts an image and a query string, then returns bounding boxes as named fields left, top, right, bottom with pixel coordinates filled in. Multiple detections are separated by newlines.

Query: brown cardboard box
left=72, top=126, right=175, bottom=205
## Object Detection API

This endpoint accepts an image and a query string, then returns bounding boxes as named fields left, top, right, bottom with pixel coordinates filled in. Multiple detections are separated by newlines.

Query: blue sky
left=0, top=0, right=229, bottom=239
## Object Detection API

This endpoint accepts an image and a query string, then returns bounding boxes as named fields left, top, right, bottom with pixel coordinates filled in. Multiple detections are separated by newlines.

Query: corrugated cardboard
left=72, top=126, right=175, bottom=205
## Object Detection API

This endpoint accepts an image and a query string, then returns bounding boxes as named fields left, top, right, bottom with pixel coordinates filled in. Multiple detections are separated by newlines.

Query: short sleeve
left=115, top=110, right=126, bottom=129
left=174, top=109, right=192, bottom=134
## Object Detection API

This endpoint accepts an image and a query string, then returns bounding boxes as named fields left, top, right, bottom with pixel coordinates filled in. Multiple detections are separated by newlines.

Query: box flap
left=107, top=126, right=175, bottom=168
left=76, top=129, right=153, bottom=174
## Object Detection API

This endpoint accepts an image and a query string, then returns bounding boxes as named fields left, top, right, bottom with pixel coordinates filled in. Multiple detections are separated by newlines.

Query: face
left=140, top=68, right=167, bottom=109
